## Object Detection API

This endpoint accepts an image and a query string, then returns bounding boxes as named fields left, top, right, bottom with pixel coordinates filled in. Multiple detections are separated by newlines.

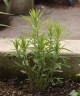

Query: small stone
left=41, top=6, right=45, bottom=9
left=12, top=91, right=16, bottom=94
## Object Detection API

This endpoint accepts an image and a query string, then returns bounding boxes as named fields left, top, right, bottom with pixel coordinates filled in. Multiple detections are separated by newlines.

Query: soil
left=0, top=79, right=79, bottom=96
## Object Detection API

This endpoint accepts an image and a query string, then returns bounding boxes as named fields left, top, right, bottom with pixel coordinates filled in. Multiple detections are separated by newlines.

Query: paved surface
left=0, top=5, right=80, bottom=40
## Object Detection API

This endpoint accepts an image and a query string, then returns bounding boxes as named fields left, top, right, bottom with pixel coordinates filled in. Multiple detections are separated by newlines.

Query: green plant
left=0, top=12, right=10, bottom=27
left=11, top=9, right=70, bottom=91
left=0, top=0, right=9, bottom=26
left=76, top=64, right=80, bottom=77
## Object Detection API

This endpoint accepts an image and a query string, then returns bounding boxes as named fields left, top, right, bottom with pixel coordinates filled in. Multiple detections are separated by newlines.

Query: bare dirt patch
left=0, top=79, right=79, bottom=96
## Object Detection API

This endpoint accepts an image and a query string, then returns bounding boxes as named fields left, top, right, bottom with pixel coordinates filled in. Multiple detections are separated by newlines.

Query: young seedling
left=11, top=9, right=71, bottom=91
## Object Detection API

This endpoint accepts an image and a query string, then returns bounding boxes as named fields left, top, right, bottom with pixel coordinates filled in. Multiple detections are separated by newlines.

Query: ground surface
left=0, top=79, right=79, bottom=96
left=0, top=4, right=80, bottom=39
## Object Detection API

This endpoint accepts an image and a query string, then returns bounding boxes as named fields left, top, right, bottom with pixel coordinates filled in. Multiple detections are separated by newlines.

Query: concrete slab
left=0, top=39, right=80, bottom=55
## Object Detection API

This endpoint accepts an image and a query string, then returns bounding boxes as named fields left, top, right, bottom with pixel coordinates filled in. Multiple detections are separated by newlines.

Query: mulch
left=0, top=79, right=79, bottom=96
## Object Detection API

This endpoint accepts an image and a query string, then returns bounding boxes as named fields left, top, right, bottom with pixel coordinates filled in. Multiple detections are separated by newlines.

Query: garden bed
left=0, top=39, right=80, bottom=95
left=0, top=79, right=79, bottom=96
left=0, top=2, right=80, bottom=96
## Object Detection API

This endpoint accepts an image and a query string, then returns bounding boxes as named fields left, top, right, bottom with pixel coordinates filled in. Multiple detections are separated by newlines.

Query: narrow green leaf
left=0, top=24, right=10, bottom=27
left=60, top=33, right=72, bottom=40
left=60, top=47, right=72, bottom=52
left=39, top=19, right=50, bottom=28
left=21, top=70, right=26, bottom=74
left=38, top=10, right=44, bottom=20
left=3, top=0, right=8, bottom=6
left=22, top=16, right=33, bottom=24
left=54, top=70, right=63, bottom=72
left=54, top=63, right=62, bottom=70
left=43, top=67, right=50, bottom=72
left=14, top=61, right=25, bottom=68
left=76, top=74, right=80, bottom=77
left=78, top=87, right=80, bottom=96
left=42, top=74, right=47, bottom=77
